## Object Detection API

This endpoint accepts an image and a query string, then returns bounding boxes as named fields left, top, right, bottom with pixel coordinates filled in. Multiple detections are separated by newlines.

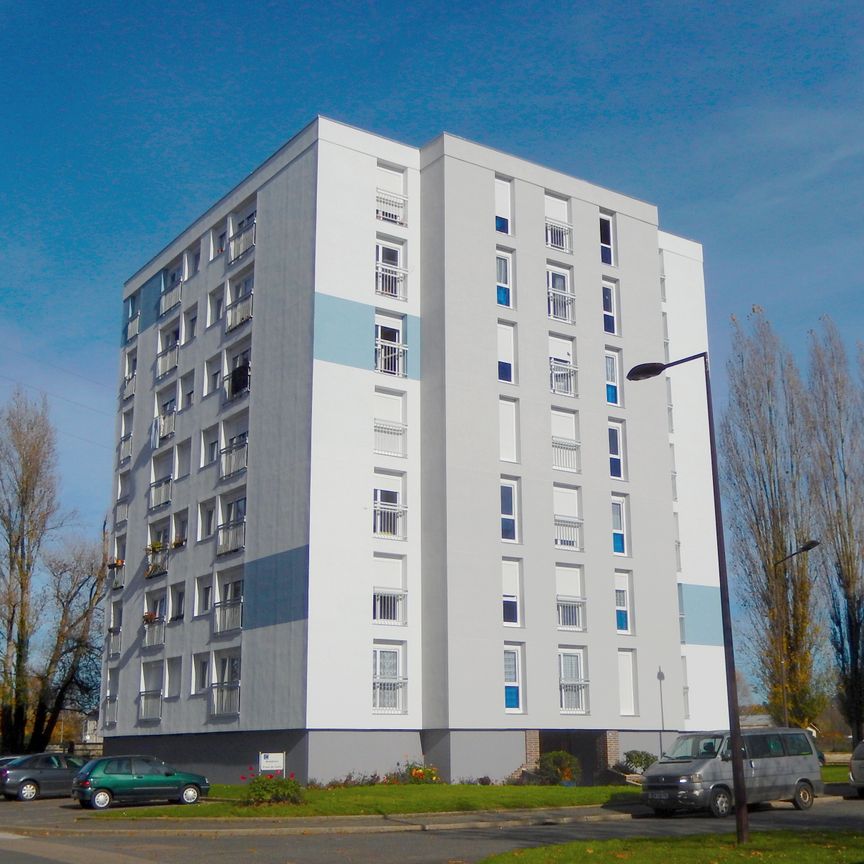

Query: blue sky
left=0, top=0, right=861, bottom=537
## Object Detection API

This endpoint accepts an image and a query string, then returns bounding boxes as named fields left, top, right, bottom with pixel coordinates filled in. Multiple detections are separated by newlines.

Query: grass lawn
left=477, top=831, right=864, bottom=863
left=821, top=763, right=849, bottom=784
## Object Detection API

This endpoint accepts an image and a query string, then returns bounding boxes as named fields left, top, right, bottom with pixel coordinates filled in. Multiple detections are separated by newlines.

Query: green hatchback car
left=71, top=755, right=209, bottom=809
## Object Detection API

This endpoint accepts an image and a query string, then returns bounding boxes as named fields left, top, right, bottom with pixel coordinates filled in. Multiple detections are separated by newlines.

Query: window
left=553, top=484, right=582, bottom=550
left=495, top=177, right=512, bottom=234
left=549, top=334, right=576, bottom=396
left=618, top=649, right=637, bottom=715
left=165, top=657, right=182, bottom=698
left=373, top=472, right=405, bottom=539
left=605, top=350, right=621, bottom=405
left=559, top=648, right=588, bottom=713
left=615, top=571, right=632, bottom=633
left=372, top=554, right=406, bottom=624
left=172, top=508, right=188, bottom=545
left=502, top=559, right=521, bottom=625
left=208, top=287, right=225, bottom=325
left=202, top=426, right=219, bottom=465
left=546, top=267, right=573, bottom=323
left=375, top=313, right=406, bottom=376
left=200, top=500, right=216, bottom=539
left=544, top=194, right=571, bottom=251
left=193, top=652, right=210, bottom=693
left=225, top=496, right=246, bottom=525
left=372, top=642, right=405, bottom=713
left=196, top=577, right=212, bottom=615
left=551, top=408, right=580, bottom=472
left=212, top=225, right=226, bottom=259
left=608, top=421, right=625, bottom=479
left=556, top=564, right=585, bottom=630
left=611, top=495, right=628, bottom=555
left=602, top=279, right=618, bottom=334
left=125, top=349, right=137, bottom=380
left=373, top=389, right=406, bottom=457
left=375, top=240, right=405, bottom=300
left=206, top=355, right=222, bottom=396
left=496, top=251, right=512, bottom=307
left=499, top=398, right=519, bottom=462
left=503, top=645, right=523, bottom=712
left=600, top=213, right=615, bottom=265
left=497, top=322, right=515, bottom=383
left=376, top=164, right=406, bottom=224
left=179, top=372, right=194, bottom=410
left=500, top=478, right=519, bottom=542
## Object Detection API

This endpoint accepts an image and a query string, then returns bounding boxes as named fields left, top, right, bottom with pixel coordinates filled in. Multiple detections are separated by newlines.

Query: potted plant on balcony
left=142, top=610, right=157, bottom=625
left=172, top=537, right=186, bottom=549
left=146, top=541, right=163, bottom=555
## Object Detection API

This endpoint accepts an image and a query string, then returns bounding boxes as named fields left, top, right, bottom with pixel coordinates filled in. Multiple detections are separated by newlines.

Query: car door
left=131, top=757, right=175, bottom=801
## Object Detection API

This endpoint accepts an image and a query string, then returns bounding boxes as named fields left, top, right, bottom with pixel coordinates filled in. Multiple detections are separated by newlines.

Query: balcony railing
left=138, top=689, right=162, bottom=721
left=217, top=519, right=246, bottom=556
left=110, top=563, right=126, bottom=589
left=126, top=314, right=140, bottom=341
left=375, top=263, right=407, bottom=300
left=142, top=617, right=165, bottom=647
left=560, top=680, right=589, bottom=713
left=158, top=411, right=175, bottom=440
left=224, top=364, right=251, bottom=402
left=122, top=374, right=136, bottom=401
left=376, top=189, right=407, bottom=225
left=545, top=218, right=572, bottom=252
left=145, top=548, right=169, bottom=578
left=148, top=476, right=172, bottom=509
left=103, top=696, right=118, bottom=726
left=220, top=441, right=248, bottom=478
left=119, top=433, right=133, bottom=462
left=226, top=293, right=253, bottom=331
left=159, top=282, right=182, bottom=316
left=547, top=287, right=576, bottom=323
left=375, top=340, right=407, bottom=377
left=210, top=681, right=241, bottom=716
left=552, top=436, right=581, bottom=472
left=107, top=627, right=122, bottom=656
left=228, top=221, right=256, bottom=263
left=373, top=588, right=407, bottom=625
left=373, top=502, right=406, bottom=540
left=372, top=677, right=407, bottom=713
left=156, top=344, right=179, bottom=378
left=556, top=595, right=587, bottom=630
left=373, top=420, right=407, bottom=457
left=554, top=515, right=584, bottom=550
left=214, top=598, right=243, bottom=633
left=549, top=360, right=578, bottom=397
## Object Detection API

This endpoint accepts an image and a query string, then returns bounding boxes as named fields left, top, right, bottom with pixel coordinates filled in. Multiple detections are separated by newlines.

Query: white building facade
left=103, top=117, right=726, bottom=783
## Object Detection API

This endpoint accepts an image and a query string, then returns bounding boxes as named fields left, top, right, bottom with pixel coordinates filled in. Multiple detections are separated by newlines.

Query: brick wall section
left=525, top=729, right=540, bottom=769
left=596, top=730, right=620, bottom=768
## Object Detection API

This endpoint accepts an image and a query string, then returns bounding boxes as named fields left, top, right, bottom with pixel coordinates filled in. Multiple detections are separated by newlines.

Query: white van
left=641, top=727, right=824, bottom=817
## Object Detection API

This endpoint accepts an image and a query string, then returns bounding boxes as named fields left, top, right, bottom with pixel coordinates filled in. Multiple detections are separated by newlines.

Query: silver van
left=641, top=727, right=824, bottom=817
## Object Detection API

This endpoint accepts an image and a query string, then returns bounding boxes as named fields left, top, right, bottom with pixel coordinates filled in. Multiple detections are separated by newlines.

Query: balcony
left=373, top=420, right=407, bottom=457
left=545, top=218, right=572, bottom=252
left=375, top=189, right=407, bottom=226
left=556, top=595, right=587, bottom=630
left=228, top=221, right=256, bottom=264
left=372, top=677, right=407, bottom=713
left=373, top=588, right=407, bottom=625
left=552, top=436, right=581, bottom=472
left=554, top=515, right=584, bottom=550
left=547, top=288, right=575, bottom=323
left=157, top=411, right=175, bottom=440
left=156, top=344, right=178, bottom=378
left=549, top=360, right=578, bottom=397
left=103, top=696, right=118, bottom=726
left=220, top=440, right=248, bottom=479
left=375, top=263, right=407, bottom=301
left=559, top=679, right=589, bottom=713
left=210, top=681, right=240, bottom=716
left=373, top=502, right=406, bottom=540
left=217, top=519, right=246, bottom=556
left=148, top=476, right=172, bottom=510
left=145, top=548, right=169, bottom=578
left=126, top=314, right=140, bottom=341
left=159, top=282, right=182, bottom=316
left=121, top=374, right=136, bottom=401
left=142, top=616, right=165, bottom=647
left=119, top=433, right=133, bottom=462
left=214, top=598, right=243, bottom=634
left=114, top=499, right=128, bottom=526
left=138, top=689, right=162, bottom=721
left=224, top=364, right=251, bottom=402
left=226, top=293, right=253, bottom=332
left=375, top=340, right=407, bottom=377
left=109, top=561, right=126, bottom=589
left=107, top=626, right=122, bottom=656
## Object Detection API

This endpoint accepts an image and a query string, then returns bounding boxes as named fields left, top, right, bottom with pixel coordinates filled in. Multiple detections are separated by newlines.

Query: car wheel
left=179, top=784, right=200, bottom=804
left=708, top=786, right=733, bottom=818
left=17, top=781, right=39, bottom=802
left=91, top=789, right=113, bottom=810
left=792, top=781, right=814, bottom=810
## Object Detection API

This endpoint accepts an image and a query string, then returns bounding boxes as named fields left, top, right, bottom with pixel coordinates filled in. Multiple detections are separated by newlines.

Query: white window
left=559, top=648, right=588, bottom=713
left=499, top=398, right=519, bottom=462
left=544, top=194, right=571, bottom=252
left=502, top=559, right=521, bottom=626
left=600, top=213, right=615, bottom=265
left=372, top=554, right=406, bottom=625
left=196, top=576, right=212, bottom=615
left=549, top=334, right=576, bottom=396
left=180, top=371, right=194, bottom=409
left=193, top=652, right=210, bottom=693
left=373, top=389, right=406, bottom=457
left=372, top=642, right=405, bottom=713
left=503, top=644, right=523, bottom=712
left=602, top=279, right=618, bottom=334
left=497, top=322, right=516, bottom=383
left=500, top=478, right=519, bottom=542
left=496, top=250, right=513, bottom=307
left=495, top=177, right=512, bottom=234
left=208, top=286, right=225, bottom=325
left=612, top=495, right=628, bottom=555
left=546, top=267, right=573, bottom=323
left=556, top=564, right=586, bottom=630
left=202, top=425, right=219, bottom=465
left=165, top=657, right=182, bottom=699
left=608, top=421, right=625, bottom=479
left=169, top=583, right=185, bottom=622
left=551, top=408, right=580, bottom=472
left=199, top=500, right=216, bottom=539
left=172, top=507, right=188, bottom=544
left=206, top=355, right=222, bottom=396
left=615, top=570, right=632, bottom=633
left=605, top=350, right=621, bottom=405
left=376, top=164, right=406, bottom=225
left=618, top=648, right=637, bottom=715
left=373, top=472, right=405, bottom=539
left=553, top=484, right=582, bottom=550
left=183, top=305, right=198, bottom=344
left=375, top=240, right=405, bottom=300
left=375, top=313, right=406, bottom=377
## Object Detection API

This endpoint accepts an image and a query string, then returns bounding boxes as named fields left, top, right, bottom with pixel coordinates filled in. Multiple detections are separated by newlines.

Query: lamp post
left=772, top=540, right=820, bottom=727
left=657, top=666, right=666, bottom=758
left=628, top=351, right=749, bottom=843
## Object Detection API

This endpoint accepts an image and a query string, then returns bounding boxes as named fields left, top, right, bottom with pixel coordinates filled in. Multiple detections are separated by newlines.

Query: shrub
left=537, top=750, right=580, bottom=784
left=243, top=773, right=305, bottom=805
left=385, top=760, right=442, bottom=784
left=623, top=750, right=657, bottom=773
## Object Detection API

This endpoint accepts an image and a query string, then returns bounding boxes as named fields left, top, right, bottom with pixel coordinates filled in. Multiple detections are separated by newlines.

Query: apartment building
left=104, top=117, right=727, bottom=783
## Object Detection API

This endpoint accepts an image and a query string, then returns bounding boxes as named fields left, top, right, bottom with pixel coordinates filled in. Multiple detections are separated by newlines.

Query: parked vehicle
left=72, top=755, right=209, bottom=809
left=1, top=753, right=85, bottom=801
left=849, top=740, right=864, bottom=797
left=641, top=727, right=824, bottom=817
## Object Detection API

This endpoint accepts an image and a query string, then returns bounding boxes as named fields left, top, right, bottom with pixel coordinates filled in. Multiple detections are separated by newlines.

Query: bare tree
left=807, top=318, right=864, bottom=744
left=721, top=311, right=825, bottom=727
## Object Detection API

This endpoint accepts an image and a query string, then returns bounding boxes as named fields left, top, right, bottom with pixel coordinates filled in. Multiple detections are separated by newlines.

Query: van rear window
left=747, top=734, right=784, bottom=758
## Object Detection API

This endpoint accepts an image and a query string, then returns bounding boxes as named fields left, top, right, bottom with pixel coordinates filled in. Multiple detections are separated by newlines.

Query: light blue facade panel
left=405, top=313, right=421, bottom=379
left=679, top=583, right=723, bottom=646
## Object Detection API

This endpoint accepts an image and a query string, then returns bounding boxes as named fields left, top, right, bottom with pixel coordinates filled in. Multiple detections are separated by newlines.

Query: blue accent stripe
left=679, top=584, right=723, bottom=646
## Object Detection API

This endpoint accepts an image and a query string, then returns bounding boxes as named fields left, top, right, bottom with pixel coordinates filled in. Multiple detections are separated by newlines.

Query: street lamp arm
left=627, top=352, right=708, bottom=381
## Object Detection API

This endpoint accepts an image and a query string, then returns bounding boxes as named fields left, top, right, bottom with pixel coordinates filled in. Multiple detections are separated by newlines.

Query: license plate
left=647, top=791, right=667, bottom=800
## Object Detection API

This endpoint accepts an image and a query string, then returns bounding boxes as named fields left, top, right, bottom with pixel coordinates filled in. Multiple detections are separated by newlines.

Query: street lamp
left=627, top=351, right=749, bottom=843
left=773, top=540, right=820, bottom=727
left=657, top=666, right=666, bottom=759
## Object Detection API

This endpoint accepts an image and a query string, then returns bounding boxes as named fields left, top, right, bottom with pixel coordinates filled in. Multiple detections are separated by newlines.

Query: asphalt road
left=1, top=795, right=863, bottom=864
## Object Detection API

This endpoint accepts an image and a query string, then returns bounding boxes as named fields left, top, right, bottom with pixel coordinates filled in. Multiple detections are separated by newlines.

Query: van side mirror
left=720, top=751, right=731, bottom=762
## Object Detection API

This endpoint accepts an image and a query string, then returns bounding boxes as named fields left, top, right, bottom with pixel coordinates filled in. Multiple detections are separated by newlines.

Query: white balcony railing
left=210, top=682, right=240, bottom=716
left=220, top=441, right=248, bottom=478
left=126, top=314, right=140, bottom=341
left=217, top=519, right=246, bottom=556
left=148, top=476, right=172, bottom=509
left=110, top=563, right=126, bottom=589
left=372, top=677, right=407, bottom=713
left=375, top=263, right=407, bottom=300
left=156, top=344, right=179, bottom=378
left=103, top=696, right=118, bottom=726
left=145, top=549, right=169, bottom=578
left=142, top=618, right=165, bottom=647
left=554, top=515, right=584, bottom=550
left=226, top=293, right=253, bottom=331
left=122, top=374, right=136, bottom=401
left=225, top=364, right=251, bottom=401
left=107, top=627, right=122, bottom=656
left=375, top=340, right=407, bottom=377
left=214, top=598, right=243, bottom=633
left=376, top=189, right=407, bottom=225
left=549, top=360, right=578, bottom=396
left=228, top=221, right=256, bottom=263
left=556, top=595, right=587, bottom=630
left=560, top=680, right=589, bottom=713
left=373, top=502, right=406, bottom=539
left=545, top=218, right=572, bottom=252
left=159, top=282, right=182, bottom=316
left=373, top=420, right=407, bottom=457
left=552, top=436, right=581, bottom=472
left=158, top=411, right=175, bottom=440
left=119, top=433, right=133, bottom=462
left=373, top=588, right=407, bottom=625
left=547, top=288, right=576, bottom=323
left=138, top=689, right=162, bottom=720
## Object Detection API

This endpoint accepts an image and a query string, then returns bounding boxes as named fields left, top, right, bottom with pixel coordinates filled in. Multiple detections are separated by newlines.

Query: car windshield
left=661, top=734, right=726, bottom=762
